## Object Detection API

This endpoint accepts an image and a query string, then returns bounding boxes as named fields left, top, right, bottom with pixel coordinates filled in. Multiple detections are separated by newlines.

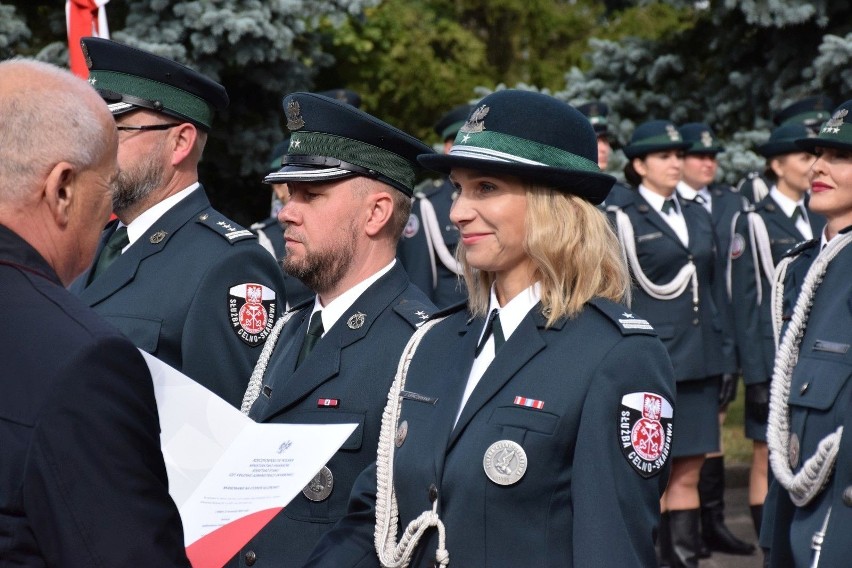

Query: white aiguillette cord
left=767, top=231, right=852, bottom=507
left=611, top=208, right=697, bottom=307
left=375, top=316, right=449, bottom=568
left=240, top=309, right=298, bottom=414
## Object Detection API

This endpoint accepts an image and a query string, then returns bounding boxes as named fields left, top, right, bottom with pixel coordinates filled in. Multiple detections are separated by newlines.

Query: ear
left=43, top=162, right=76, bottom=228
left=632, top=157, right=647, bottom=178
left=364, top=190, right=394, bottom=237
left=769, top=157, right=784, bottom=179
left=168, top=123, right=198, bottom=167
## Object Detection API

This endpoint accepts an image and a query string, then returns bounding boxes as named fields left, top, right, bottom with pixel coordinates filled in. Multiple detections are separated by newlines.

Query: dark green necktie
left=475, top=309, right=505, bottom=357
left=661, top=199, right=676, bottom=215
left=790, top=205, right=806, bottom=223
left=296, top=310, right=324, bottom=367
left=91, top=226, right=129, bottom=281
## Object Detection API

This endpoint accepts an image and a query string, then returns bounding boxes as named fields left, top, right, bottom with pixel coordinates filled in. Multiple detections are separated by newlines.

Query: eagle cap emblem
left=286, top=99, right=305, bottom=131
left=460, top=104, right=489, bottom=134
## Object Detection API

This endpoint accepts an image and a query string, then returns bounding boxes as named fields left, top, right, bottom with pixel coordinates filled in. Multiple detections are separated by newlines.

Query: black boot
left=658, top=511, right=672, bottom=567
left=669, top=509, right=700, bottom=568
left=699, top=456, right=756, bottom=555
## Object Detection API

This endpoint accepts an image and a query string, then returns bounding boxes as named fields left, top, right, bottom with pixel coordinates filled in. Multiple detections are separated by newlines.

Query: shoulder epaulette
left=196, top=210, right=256, bottom=244
left=783, top=238, right=819, bottom=259
left=589, top=298, right=658, bottom=336
left=393, top=299, right=437, bottom=329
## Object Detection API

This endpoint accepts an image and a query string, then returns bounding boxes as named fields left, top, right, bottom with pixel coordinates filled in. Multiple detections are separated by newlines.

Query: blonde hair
left=460, top=185, right=630, bottom=326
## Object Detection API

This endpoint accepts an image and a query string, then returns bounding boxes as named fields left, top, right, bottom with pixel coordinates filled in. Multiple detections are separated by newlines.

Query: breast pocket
left=489, top=405, right=559, bottom=436
left=788, top=358, right=852, bottom=411
left=101, top=314, right=162, bottom=352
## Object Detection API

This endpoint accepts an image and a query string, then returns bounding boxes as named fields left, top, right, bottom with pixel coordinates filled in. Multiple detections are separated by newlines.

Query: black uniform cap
left=418, top=90, right=615, bottom=204
left=796, top=100, right=852, bottom=153
left=81, top=37, right=228, bottom=131
left=773, top=95, right=834, bottom=129
left=315, top=89, right=362, bottom=108
left=264, top=92, right=433, bottom=196
left=577, top=101, right=610, bottom=136
left=622, top=120, right=691, bottom=160
left=758, top=123, right=814, bottom=157
left=679, top=122, right=724, bottom=155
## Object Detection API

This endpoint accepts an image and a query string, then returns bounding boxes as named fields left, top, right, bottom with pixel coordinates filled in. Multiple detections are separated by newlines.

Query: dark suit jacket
left=70, top=187, right=286, bottom=407
left=228, top=262, right=436, bottom=567
left=616, top=191, right=736, bottom=381
left=762, top=229, right=852, bottom=567
left=0, top=224, right=188, bottom=567
left=306, top=298, right=675, bottom=567
left=730, top=195, right=825, bottom=386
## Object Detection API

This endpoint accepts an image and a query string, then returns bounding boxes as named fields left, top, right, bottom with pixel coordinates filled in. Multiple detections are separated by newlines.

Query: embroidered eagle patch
left=229, top=283, right=277, bottom=346
left=619, top=392, right=673, bottom=478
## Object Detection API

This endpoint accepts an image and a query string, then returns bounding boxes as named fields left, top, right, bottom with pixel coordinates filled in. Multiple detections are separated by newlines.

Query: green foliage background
left=1, top=0, right=850, bottom=222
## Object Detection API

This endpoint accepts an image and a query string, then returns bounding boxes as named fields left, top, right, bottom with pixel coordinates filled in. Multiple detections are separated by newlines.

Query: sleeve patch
left=228, top=283, right=278, bottom=346
left=619, top=392, right=674, bottom=478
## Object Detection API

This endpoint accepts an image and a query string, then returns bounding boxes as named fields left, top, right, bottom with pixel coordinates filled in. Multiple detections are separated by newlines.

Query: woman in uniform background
left=728, top=122, right=824, bottom=545
left=763, top=99, right=852, bottom=567
left=609, top=120, right=737, bottom=568
left=305, top=90, right=675, bottom=567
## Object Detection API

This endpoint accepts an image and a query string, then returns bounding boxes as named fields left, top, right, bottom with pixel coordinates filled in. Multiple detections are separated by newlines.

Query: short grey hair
left=0, top=59, right=112, bottom=203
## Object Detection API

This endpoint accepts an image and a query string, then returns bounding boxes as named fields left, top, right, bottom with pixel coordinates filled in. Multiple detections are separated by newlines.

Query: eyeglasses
left=116, top=123, right=182, bottom=132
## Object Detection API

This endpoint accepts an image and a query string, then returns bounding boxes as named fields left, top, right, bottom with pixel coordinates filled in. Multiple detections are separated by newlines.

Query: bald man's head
left=0, top=59, right=116, bottom=204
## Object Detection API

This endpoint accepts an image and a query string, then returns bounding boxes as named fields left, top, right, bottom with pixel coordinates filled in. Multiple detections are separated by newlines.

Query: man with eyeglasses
left=70, top=38, right=285, bottom=409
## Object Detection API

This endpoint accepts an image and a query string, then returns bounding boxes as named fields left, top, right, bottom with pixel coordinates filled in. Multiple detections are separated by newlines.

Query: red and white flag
left=66, top=0, right=110, bottom=78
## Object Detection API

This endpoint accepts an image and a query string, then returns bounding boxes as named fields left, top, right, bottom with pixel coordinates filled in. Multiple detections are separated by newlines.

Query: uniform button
left=800, top=382, right=810, bottom=395
left=245, top=550, right=257, bottom=566
left=428, top=483, right=438, bottom=502
left=692, top=318, right=699, bottom=325
left=843, top=486, right=852, bottom=507
left=688, top=255, right=694, bottom=261
left=693, top=306, right=699, bottom=312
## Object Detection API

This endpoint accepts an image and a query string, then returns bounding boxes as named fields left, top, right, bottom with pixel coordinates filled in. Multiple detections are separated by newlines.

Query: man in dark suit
left=0, top=59, right=189, bottom=567
left=231, top=92, right=437, bottom=566
left=69, top=38, right=286, bottom=408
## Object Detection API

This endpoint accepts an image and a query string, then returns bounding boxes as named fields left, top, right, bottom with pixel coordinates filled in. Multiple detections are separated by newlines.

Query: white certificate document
left=142, top=351, right=356, bottom=566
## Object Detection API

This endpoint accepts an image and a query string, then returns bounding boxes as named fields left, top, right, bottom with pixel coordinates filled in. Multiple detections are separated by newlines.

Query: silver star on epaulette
left=622, top=312, right=635, bottom=318
left=416, top=310, right=429, bottom=320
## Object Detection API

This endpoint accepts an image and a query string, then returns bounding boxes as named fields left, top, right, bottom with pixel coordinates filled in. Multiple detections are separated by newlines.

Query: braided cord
left=766, top=232, right=852, bottom=507
left=240, top=309, right=298, bottom=414
left=746, top=212, right=775, bottom=304
left=770, top=256, right=794, bottom=349
left=375, top=317, right=449, bottom=568
left=613, top=208, right=698, bottom=304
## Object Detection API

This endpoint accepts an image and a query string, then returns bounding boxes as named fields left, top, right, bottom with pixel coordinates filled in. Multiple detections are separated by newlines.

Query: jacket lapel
left=448, top=310, right=547, bottom=450
left=634, top=192, right=689, bottom=254
left=259, top=263, right=409, bottom=420
left=76, top=188, right=210, bottom=305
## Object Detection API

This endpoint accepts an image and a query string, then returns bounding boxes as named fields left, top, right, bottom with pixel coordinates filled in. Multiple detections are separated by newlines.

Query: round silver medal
left=395, top=420, right=408, bottom=447
left=789, top=433, right=800, bottom=469
left=302, top=466, right=334, bottom=502
left=483, top=440, right=527, bottom=486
